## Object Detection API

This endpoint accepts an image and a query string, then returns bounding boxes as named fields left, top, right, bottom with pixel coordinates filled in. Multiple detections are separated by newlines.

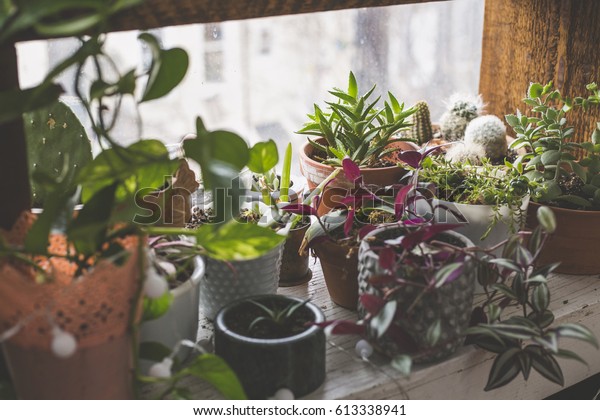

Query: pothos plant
left=506, top=81, right=600, bottom=209
left=297, top=71, right=416, bottom=167
left=0, top=0, right=282, bottom=400
left=315, top=148, right=597, bottom=392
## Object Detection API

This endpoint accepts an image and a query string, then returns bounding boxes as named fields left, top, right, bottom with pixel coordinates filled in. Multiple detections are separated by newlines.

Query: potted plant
left=321, top=204, right=597, bottom=392
left=401, top=152, right=531, bottom=255
left=505, top=81, right=600, bottom=274
left=297, top=71, right=417, bottom=214
left=0, top=2, right=250, bottom=399
left=214, top=294, right=326, bottom=399
left=285, top=159, right=401, bottom=309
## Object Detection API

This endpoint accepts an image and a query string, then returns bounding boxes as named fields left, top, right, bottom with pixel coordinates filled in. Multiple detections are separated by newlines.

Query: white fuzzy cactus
left=464, top=115, right=507, bottom=160
left=445, top=142, right=486, bottom=165
left=440, top=94, right=484, bottom=142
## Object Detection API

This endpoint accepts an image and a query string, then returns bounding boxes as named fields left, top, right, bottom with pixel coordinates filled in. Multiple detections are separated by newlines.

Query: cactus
left=408, top=100, right=433, bottom=145
left=24, top=100, right=92, bottom=207
left=445, top=142, right=486, bottom=165
left=463, top=115, right=507, bottom=160
left=440, top=93, right=484, bottom=142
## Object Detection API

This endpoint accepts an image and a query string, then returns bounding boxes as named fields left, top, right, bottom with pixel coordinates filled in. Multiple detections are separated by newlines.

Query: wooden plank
left=0, top=44, right=30, bottom=230
left=159, top=262, right=600, bottom=400
left=479, top=0, right=600, bottom=144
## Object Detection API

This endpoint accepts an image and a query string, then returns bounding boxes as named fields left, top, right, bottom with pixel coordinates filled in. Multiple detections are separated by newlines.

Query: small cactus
left=445, top=142, right=486, bottom=165
left=24, top=100, right=92, bottom=207
left=440, top=93, right=484, bottom=142
left=463, top=115, right=507, bottom=160
left=408, top=100, right=433, bottom=145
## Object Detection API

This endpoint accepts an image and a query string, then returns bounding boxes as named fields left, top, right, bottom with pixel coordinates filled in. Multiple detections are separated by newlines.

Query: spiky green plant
left=297, top=71, right=416, bottom=167
left=440, top=93, right=484, bottom=142
left=408, top=100, right=433, bottom=145
left=23, top=100, right=92, bottom=207
left=463, top=115, right=507, bottom=160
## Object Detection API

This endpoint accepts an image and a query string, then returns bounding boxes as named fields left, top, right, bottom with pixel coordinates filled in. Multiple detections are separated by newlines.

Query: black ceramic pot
left=214, top=294, right=326, bottom=399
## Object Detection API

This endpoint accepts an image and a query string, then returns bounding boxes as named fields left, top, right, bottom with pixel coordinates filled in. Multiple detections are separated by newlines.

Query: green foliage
left=408, top=100, right=433, bottom=145
left=247, top=298, right=310, bottom=335
left=297, top=71, right=416, bottom=166
left=24, top=100, right=92, bottom=207
left=279, top=142, right=293, bottom=203
left=412, top=156, right=531, bottom=238
left=467, top=207, right=598, bottom=391
left=506, top=81, right=600, bottom=209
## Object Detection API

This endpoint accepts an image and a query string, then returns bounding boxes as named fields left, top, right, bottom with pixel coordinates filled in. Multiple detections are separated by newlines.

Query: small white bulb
left=272, top=388, right=294, bottom=400
left=148, top=358, right=173, bottom=378
left=144, top=267, right=168, bottom=298
left=355, top=339, right=373, bottom=359
left=51, top=328, right=77, bottom=358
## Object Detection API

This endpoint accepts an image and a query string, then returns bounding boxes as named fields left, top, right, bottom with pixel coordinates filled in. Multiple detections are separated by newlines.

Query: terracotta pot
left=526, top=202, right=600, bottom=274
left=279, top=224, right=312, bottom=287
left=312, top=239, right=359, bottom=310
left=299, top=139, right=417, bottom=215
left=214, top=295, right=326, bottom=399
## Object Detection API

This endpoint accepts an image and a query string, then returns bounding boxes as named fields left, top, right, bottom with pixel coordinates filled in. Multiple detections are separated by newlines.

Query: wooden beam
left=0, top=44, right=30, bottom=230
left=480, top=0, right=600, bottom=143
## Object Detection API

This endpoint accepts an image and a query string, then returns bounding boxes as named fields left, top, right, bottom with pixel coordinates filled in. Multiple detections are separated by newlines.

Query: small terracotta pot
left=299, top=139, right=417, bottom=215
left=526, top=202, right=600, bottom=274
left=312, top=240, right=359, bottom=310
left=279, top=224, right=312, bottom=287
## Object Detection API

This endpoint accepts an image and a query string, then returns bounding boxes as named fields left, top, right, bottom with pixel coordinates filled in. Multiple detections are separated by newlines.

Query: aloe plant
left=297, top=71, right=416, bottom=167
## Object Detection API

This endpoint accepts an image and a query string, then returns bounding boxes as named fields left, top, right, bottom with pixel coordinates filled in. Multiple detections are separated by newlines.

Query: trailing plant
left=506, top=81, right=600, bottom=209
left=297, top=71, right=416, bottom=167
left=466, top=206, right=598, bottom=390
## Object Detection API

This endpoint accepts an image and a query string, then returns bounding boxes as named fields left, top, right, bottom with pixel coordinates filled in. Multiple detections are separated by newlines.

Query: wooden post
left=0, top=44, right=31, bottom=230
left=480, top=0, right=600, bottom=142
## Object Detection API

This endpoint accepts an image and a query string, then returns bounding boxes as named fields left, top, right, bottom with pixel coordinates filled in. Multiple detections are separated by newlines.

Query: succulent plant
left=23, top=100, right=92, bottom=207
left=463, top=115, right=507, bottom=160
left=445, top=142, right=486, bottom=165
left=440, top=93, right=484, bottom=142
left=407, top=100, right=433, bottom=145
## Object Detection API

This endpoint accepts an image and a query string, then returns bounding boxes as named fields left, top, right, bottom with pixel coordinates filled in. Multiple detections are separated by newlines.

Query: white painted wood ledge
left=181, top=261, right=600, bottom=400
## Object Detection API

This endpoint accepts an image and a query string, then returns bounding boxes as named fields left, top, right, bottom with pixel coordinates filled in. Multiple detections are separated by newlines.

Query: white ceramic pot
left=200, top=243, right=284, bottom=320
left=431, top=196, right=530, bottom=254
left=140, top=256, right=205, bottom=368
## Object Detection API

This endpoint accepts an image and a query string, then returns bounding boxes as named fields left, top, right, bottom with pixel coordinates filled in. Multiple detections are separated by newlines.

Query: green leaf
left=484, top=348, right=521, bottom=391
left=538, top=181, right=562, bottom=203
left=528, top=83, right=544, bottom=99
left=556, top=194, right=592, bottom=208
left=67, top=183, right=117, bottom=255
left=489, top=258, right=522, bottom=273
left=279, top=142, right=292, bottom=202
left=536, top=206, right=557, bottom=233
left=426, top=319, right=442, bottom=347
left=390, top=354, right=412, bottom=377
left=532, top=332, right=558, bottom=353
left=139, top=341, right=174, bottom=362
left=555, top=324, right=599, bottom=348
left=433, top=262, right=463, bottom=287
left=527, top=347, right=564, bottom=386
left=541, top=149, right=561, bottom=166
left=348, top=71, right=358, bottom=99
left=194, top=221, right=285, bottom=261
left=370, top=300, right=397, bottom=339
left=532, top=283, right=550, bottom=313
left=569, top=161, right=587, bottom=182
left=139, top=33, right=189, bottom=102
left=181, top=354, right=247, bottom=400
left=505, top=114, right=521, bottom=128
left=0, top=83, right=62, bottom=125
left=247, top=139, right=278, bottom=174
left=142, top=290, right=174, bottom=321
left=555, top=349, right=588, bottom=366
left=485, top=323, right=540, bottom=340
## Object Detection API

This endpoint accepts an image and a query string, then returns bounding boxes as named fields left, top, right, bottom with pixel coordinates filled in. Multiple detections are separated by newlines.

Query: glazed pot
left=358, top=226, right=476, bottom=363
left=214, top=295, right=326, bottom=399
left=299, top=139, right=417, bottom=215
left=279, top=223, right=312, bottom=287
left=312, top=239, right=359, bottom=310
left=200, top=243, right=284, bottom=320
left=526, top=202, right=600, bottom=274
left=140, top=257, right=205, bottom=371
